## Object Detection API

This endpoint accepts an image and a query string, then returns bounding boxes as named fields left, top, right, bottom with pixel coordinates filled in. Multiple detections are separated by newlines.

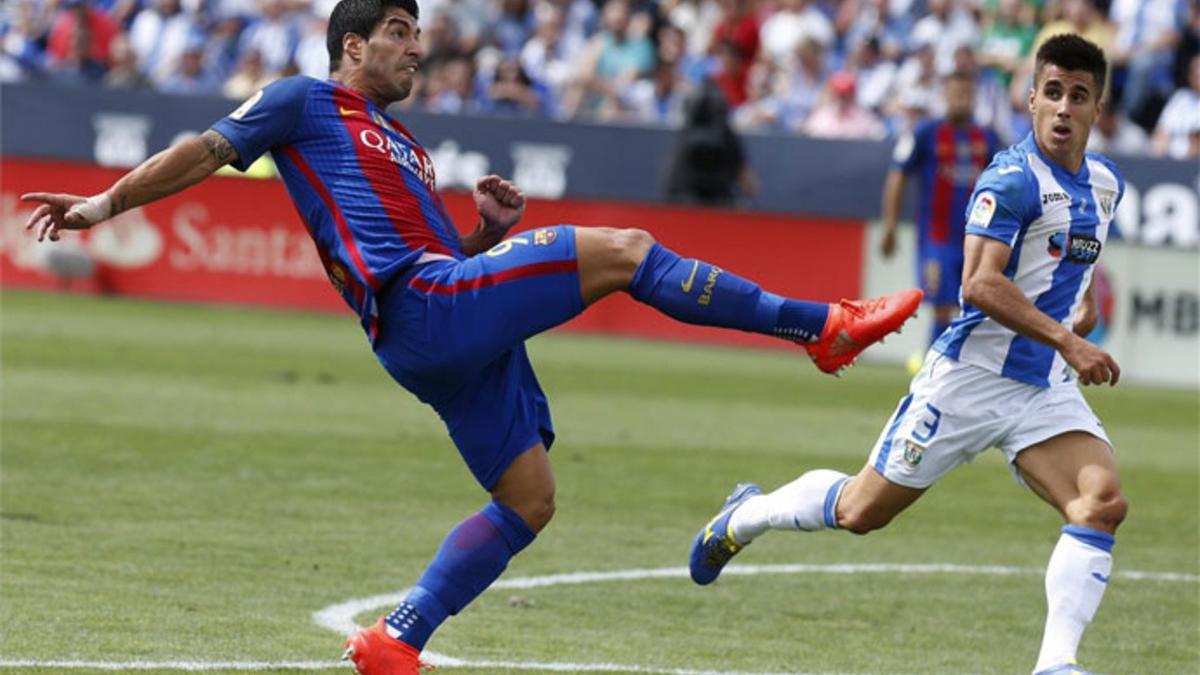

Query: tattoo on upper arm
left=200, top=130, right=239, bottom=166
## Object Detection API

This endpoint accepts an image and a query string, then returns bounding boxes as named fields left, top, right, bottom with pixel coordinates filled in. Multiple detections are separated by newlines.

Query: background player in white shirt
left=689, top=34, right=1124, bottom=675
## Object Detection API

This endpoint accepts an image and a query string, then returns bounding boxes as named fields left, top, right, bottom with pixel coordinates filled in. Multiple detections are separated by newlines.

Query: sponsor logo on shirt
left=1047, top=231, right=1102, bottom=264
left=1042, top=191, right=1070, bottom=206
left=968, top=192, right=996, bottom=228
left=359, top=129, right=437, bottom=190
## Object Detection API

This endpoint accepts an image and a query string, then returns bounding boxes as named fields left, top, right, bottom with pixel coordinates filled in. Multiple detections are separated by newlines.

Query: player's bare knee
left=1067, top=491, right=1128, bottom=533
left=525, top=492, right=556, bottom=532
left=510, top=488, right=555, bottom=533
left=1090, top=492, right=1128, bottom=532
left=603, top=227, right=654, bottom=273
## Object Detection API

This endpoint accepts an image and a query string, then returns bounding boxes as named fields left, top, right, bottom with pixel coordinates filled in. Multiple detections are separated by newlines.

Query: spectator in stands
left=47, top=0, right=117, bottom=70
left=888, top=35, right=939, bottom=125
left=1110, top=0, right=1187, bottom=122
left=128, top=0, right=199, bottom=85
left=977, top=0, right=1037, bottom=89
left=665, top=79, right=755, bottom=205
left=563, top=0, right=654, bottom=119
left=46, top=13, right=107, bottom=85
left=663, top=0, right=720, bottom=58
left=236, top=0, right=299, bottom=78
left=909, top=0, right=978, bottom=76
left=2, top=0, right=48, bottom=81
left=210, top=12, right=251, bottom=83
left=837, top=0, right=911, bottom=62
left=1151, top=53, right=1200, bottom=159
left=620, top=23, right=693, bottom=126
left=160, top=33, right=222, bottom=96
left=224, top=48, right=271, bottom=98
left=478, top=55, right=547, bottom=116
left=491, top=0, right=535, bottom=56
left=102, top=32, right=149, bottom=89
left=1086, top=103, right=1149, bottom=156
left=759, top=0, right=834, bottom=67
left=519, top=1, right=580, bottom=103
left=421, top=9, right=465, bottom=67
left=803, top=70, right=886, bottom=139
left=848, top=36, right=898, bottom=114
left=293, top=11, right=330, bottom=79
left=779, top=35, right=827, bottom=131
left=426, top=55, right=479, bottom=114
left=732, top=59, right=785, bottom=131
left=708, top=0, right=758, bottom=107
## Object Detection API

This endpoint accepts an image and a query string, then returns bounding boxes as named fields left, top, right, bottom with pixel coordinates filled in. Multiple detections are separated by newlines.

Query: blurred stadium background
left=1, top=0, right=1198, bottom=673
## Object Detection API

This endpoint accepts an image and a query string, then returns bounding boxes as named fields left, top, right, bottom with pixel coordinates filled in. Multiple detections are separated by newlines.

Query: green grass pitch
left=2, top=289, right=1196, bottom=674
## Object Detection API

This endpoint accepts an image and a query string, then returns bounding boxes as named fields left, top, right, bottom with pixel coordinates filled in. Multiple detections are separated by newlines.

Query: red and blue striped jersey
left=211, top=76, right=464, bottom=340
left=892, top=118, right=999, bottom=250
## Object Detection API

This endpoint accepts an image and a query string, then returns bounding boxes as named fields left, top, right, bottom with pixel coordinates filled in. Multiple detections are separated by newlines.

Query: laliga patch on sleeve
left=229, top=90, right=264, bottom=121
left=968, top=192, right=997, bottom=228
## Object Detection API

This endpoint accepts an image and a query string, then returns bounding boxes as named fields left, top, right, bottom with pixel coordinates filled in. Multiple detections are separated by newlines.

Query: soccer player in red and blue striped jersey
left=22, top=1, right=921, bottom=672
left=881, top=70, right=999, bottom=346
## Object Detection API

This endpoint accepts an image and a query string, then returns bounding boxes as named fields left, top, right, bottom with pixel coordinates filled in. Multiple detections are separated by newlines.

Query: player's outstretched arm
left=962, top=235, right=1119, bottom=386
left=461, top=174, right=526, bottom=256
left=22, top=130, right=240, bottom=242
left=879, top=168, right=907, bottom=258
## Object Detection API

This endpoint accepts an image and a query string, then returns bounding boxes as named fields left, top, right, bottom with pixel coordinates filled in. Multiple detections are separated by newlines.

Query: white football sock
left=729, top=469, right=849, bottom=544
left=1033, top=526, right=1115, bottom=673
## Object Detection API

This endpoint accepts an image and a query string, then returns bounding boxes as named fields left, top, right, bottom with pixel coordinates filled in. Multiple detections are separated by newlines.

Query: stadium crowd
left=3, top=0, right=1198, bottom=157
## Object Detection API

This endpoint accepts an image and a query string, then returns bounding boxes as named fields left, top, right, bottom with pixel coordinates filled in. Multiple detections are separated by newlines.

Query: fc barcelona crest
left=533, top=228, right=557, bottom=246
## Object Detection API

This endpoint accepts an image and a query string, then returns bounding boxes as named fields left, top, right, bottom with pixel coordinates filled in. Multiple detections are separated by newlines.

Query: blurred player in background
left=20, top=1, right=921, bottom=672
left=881, top=69, right=999, bottom=348
left=692, top=35, right=1125, bottom=675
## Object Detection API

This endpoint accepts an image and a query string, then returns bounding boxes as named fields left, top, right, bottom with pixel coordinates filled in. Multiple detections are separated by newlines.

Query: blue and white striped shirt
left=933, top=133, right=1125, bottom=387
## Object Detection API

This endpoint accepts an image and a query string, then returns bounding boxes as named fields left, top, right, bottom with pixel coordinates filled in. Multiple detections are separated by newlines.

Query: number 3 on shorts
left=487, top=236, right=530, bottom=257
left=912, top=403, right=942, bottom=443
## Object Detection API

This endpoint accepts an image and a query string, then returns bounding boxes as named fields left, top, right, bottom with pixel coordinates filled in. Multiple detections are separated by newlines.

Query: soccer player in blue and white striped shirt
left=691, top=34, right=1125, bottom=675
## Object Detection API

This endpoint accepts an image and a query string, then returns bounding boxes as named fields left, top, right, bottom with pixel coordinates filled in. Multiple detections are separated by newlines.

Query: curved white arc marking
left=314, top=562, right=1199, bottom=671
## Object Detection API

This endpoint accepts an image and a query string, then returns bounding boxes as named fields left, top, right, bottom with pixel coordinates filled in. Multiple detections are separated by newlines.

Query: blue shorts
left=917, top=244, right=964, bottom=306
left=373, top=226, right=584, bottom=490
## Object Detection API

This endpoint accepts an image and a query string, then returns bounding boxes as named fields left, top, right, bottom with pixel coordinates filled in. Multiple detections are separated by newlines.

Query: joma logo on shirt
left=1042, top=191, right=1070, bottom=206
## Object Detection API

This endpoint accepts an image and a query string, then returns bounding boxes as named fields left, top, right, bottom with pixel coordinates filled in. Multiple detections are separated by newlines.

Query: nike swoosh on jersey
left=339, top=106, right=363, bottom=116
left=681, top=260, right=700, bottom=293
left=1091, top=572, right=1110, bottom=583
left=998, top=166, right=1024, bottom=175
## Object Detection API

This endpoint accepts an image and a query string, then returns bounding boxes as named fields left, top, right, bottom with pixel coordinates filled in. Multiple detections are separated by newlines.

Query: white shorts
left=866, top=353, right=1112, bottom=489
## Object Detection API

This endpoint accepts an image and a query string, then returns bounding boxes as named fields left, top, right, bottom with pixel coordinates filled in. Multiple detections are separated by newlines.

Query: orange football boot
left=342, top=618, right=431, bottom=675
left=804, top=288, right=924, bottom=374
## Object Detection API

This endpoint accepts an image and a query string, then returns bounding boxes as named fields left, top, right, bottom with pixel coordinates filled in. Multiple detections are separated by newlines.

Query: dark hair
left=327, top=0, right=419, bottom=70
left=1034, top=34, right=1107, bottom=98
left=944, top=68, right=975, bottom=84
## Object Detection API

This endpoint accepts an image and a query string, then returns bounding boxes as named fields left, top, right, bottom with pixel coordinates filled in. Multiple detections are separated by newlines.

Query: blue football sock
left=384, top=501, right=535, bottom=650
left=629, top=244, right=829, bottom=342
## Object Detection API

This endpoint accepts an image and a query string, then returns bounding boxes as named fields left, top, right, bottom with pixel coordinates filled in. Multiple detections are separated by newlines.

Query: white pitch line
left=0, top=660, right=343, bottom=671
left=312, top=562, right=1200, bottom=637
left=3, top=563, right=1195, bottom=674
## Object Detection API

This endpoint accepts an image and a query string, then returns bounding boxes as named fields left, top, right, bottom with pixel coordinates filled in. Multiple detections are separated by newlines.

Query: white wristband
left=68, top=192, right=113, bottom=225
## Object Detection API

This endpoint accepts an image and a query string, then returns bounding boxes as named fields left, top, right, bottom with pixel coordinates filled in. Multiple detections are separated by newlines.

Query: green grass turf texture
left=1, top=289, right=1196, bottom=675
